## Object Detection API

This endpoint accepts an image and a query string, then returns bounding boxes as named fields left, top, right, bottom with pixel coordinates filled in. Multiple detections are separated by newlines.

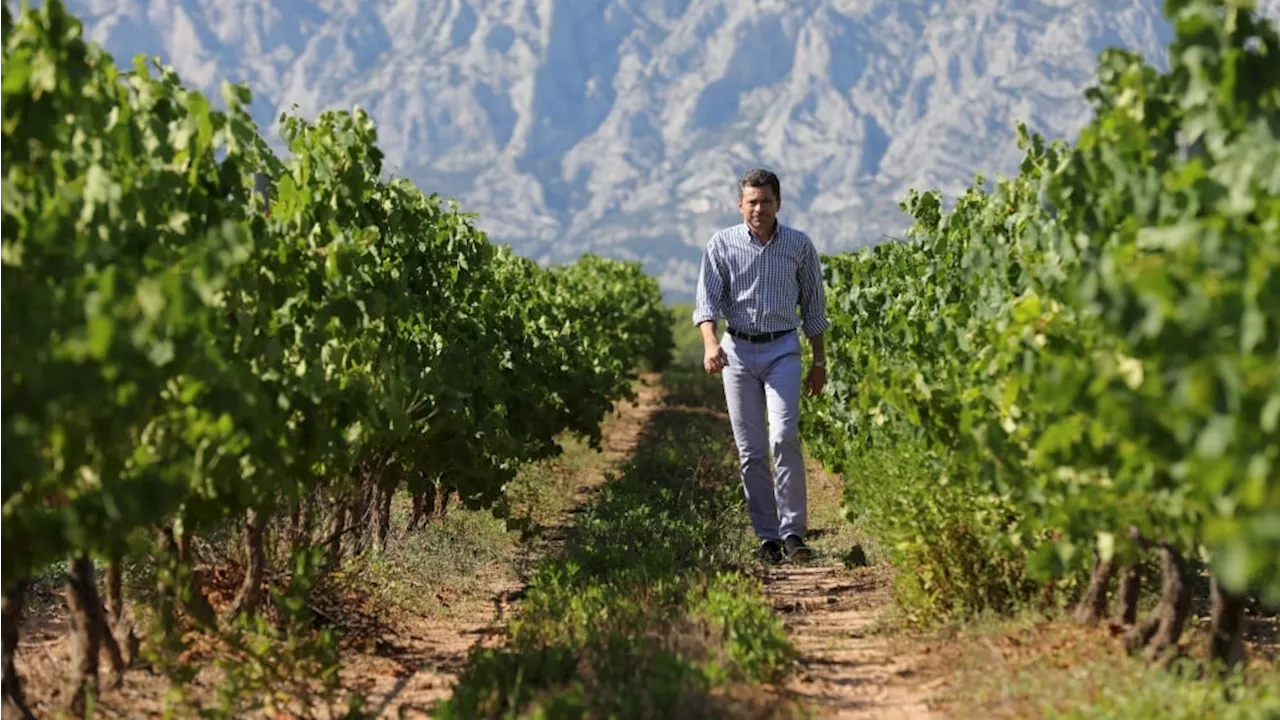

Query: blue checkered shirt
left=692, top=222, right=832, bottom=338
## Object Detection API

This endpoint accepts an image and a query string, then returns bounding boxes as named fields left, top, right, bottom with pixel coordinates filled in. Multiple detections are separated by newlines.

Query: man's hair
left=738, top=168, right=781, bottom=202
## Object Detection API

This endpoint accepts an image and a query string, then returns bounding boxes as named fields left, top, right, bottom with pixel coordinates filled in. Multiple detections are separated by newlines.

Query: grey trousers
left=721, top=331, right=807, bottom=542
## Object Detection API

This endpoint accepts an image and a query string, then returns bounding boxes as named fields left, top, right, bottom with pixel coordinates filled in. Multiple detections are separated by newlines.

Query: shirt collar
left=745, top=222, right=780, bottom=247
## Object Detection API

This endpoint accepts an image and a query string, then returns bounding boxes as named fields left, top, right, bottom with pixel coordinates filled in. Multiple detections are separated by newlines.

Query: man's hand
left=704, top=343, right=729, bottom=374
left=805, top=365, right=826, bottom=397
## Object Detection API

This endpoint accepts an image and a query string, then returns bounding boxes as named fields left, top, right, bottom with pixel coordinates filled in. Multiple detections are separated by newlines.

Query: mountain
left=39, top=0, right=1280, bottom=301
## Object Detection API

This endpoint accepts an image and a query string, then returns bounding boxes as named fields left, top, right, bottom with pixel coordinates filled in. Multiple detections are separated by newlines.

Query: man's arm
left=698, top=319, right=719, bottom=346
left=692, top=239, right=724, bottom=328
left=808, top=331, right=825, bottom=366
left=798, top=238, right=832, bottom=340
left=693, top=238, right=729, bottom=374
left=799, top=239, right=831, bottom=396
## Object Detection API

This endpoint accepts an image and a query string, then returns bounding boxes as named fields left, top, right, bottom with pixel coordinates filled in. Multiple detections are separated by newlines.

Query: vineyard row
left=2, top=1, right=672, bottom=713
left=803, top=0, right=1279, bottom=672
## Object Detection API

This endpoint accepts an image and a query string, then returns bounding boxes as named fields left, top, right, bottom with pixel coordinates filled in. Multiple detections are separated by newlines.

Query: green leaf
left=1196, top=416, right=1234, bottom=458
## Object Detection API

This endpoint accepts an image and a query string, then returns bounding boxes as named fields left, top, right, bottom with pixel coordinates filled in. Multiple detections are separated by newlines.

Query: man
left=692, top=168, right=830, bottom=565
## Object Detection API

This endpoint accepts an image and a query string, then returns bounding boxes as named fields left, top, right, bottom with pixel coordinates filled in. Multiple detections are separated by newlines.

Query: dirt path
left=766, top=563, right=940, bottom=719
left=336, top=373, right=664, bottom=718
left=762, top=465, right=942, bottom=720
left=662, top=375, right=944, bottom=719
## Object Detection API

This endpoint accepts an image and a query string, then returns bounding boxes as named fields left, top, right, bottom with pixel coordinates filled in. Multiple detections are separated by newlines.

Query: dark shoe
left=758, top=539, right=784, bottom=565
left=784, top=534, right=813, bottom=563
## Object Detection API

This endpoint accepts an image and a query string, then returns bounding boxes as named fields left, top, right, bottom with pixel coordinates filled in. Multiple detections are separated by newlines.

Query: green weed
left=435, top=366, right=794, bottom=718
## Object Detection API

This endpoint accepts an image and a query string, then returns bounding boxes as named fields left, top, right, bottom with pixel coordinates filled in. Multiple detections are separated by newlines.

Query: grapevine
left=804, top=0, right=1279, bottom=670
left=1, top=1, right=673, bottom=711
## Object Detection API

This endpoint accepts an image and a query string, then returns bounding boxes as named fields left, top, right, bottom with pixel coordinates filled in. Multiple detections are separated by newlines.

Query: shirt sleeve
left=798, top=238, right=832, bottom=338
left=692, top=236, right=725, bottom=328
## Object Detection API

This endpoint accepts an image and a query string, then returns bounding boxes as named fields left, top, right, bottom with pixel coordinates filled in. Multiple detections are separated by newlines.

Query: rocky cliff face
left=57, top=0, right=1280, bottom=299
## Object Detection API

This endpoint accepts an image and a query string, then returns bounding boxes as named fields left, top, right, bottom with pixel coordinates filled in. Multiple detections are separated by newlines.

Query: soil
left=672, top=377, right=944, bottom=719
left=758, top=458, right=943, bottom=720
left=766, top=563, right=940, bottom=719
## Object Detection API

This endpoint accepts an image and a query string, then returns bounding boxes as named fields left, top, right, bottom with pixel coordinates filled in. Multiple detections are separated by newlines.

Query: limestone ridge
left=59, top=0, right=1280, bottom=301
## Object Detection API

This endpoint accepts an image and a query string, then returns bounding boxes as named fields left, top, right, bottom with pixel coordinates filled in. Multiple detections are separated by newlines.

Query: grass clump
left=435, top=366, right=795, bottom=719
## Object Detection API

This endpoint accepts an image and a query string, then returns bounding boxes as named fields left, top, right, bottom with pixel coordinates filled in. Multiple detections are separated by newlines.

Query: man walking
left=692, top=168, right=830, bottom=564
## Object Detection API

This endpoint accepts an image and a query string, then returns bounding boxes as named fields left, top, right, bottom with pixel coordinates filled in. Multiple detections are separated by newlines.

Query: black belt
left=726, top=327, right=796, bottom=343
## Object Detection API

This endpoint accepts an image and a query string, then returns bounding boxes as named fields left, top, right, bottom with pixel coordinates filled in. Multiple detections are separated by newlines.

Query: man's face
left=738, top=185, right=779, bottom=236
